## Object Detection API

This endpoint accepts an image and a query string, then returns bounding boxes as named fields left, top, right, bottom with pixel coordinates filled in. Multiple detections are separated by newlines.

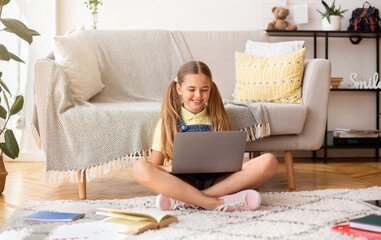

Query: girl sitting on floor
left=132, top=61, right=278, bottom=211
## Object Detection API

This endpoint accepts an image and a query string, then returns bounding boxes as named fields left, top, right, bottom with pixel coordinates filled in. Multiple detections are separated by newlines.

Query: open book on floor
left=96, top=208, right=178, bottom=234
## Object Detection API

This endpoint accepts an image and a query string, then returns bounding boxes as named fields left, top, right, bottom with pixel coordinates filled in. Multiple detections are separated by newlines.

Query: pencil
left=334, top=218, right=359, bottom=226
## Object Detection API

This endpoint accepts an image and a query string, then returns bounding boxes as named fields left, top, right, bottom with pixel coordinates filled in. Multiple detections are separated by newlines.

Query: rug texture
left=1, top=187, right=381, bottom=240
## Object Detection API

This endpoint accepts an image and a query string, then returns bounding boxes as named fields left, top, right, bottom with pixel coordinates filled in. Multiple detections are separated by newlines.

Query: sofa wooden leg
left=283, top=150, right=296, bottom=191
left=250, top=151, right=260, bottom=158
left=77, top=171, right=87, bottom=200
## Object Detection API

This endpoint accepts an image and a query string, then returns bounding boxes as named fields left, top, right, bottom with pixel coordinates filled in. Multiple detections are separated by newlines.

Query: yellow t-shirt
left=151, top=106, right=211, bottom=154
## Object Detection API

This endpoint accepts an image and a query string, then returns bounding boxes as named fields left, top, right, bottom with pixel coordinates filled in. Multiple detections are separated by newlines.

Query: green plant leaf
left=331, top=0, right=336, bottom=13
left=0, top=78, right=11, bottom=95
left=0, top=44, right=11, bottom=61
left=0, top=142, right=15, bottom=159
left=9, top=52, right=25, bottom=63
left=3, top=91, right=9, bottom=110
left=3, top=27, right=40, bottom=36
left=1, top=0, right=11, bottom=6
left=1, top=18, right=33, bottom=44
left=9, top=95, right=23, bottom=116
left=28, top=28, right=40, bottom=36
left=0, top=105, right=6, bottom=119
left=4, top=129, right=19, bottom=158
left=317, top=9, right=324, bottom=16
left=322, top=0, right=330, bottom=12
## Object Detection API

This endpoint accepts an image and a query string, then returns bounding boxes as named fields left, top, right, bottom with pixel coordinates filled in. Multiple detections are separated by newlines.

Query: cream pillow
left=245, top=40, right=305, bottom=57
left=234, top=48, right=306, bottom=104
left=53, top=26, right=104, bottom=101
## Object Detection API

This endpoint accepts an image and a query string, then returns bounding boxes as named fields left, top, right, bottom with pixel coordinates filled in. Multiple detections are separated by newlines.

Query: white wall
left=52, top=0, right=381, bottom=159
left=57, top=0, right=265, bottom=33
left=57, top=0, right=378, bottom=33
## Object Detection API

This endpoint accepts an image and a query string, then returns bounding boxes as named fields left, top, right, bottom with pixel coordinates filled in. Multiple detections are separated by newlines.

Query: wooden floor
left=1, top=158, right=381, bottom=228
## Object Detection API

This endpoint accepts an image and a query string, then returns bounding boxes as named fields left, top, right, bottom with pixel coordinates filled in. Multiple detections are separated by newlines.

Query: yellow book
left=96, top=208, right=178, bottom=234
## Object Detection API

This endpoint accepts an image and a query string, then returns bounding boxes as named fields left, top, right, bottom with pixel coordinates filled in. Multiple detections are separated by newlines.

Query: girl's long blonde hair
left=157, top=61, right=233, bottom=160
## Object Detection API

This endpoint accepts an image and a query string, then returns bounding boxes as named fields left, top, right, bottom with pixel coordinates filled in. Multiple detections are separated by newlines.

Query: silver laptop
left=171, top=131, right=247, bottom=174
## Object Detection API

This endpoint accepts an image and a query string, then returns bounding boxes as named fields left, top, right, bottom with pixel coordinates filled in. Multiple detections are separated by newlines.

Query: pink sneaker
left=155, top=194, right=198, bottom=211
left=215, top=190, right=261, bottom=212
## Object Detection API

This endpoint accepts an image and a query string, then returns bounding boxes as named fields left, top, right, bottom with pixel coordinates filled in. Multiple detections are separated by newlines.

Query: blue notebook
left=23, top=211, right=85, bottom=222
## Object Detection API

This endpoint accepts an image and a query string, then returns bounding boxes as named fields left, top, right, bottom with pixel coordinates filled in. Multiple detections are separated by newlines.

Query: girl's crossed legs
left=132, top=153, right=278, bottom=211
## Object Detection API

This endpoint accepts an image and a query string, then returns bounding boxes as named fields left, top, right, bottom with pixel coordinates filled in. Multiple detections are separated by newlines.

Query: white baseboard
left=4, top=151, right=46, bottom=162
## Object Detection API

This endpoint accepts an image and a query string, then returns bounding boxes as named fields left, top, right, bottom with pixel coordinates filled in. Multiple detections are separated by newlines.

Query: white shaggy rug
left=1, top=187, right=381, bottom=240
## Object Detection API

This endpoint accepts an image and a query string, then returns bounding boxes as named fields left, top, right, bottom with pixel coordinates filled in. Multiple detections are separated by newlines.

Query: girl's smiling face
left=176, top=74, right=211, bottom=114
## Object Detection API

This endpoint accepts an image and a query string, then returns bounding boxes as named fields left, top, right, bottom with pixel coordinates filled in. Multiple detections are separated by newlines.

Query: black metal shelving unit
left=267, top=30, right=380, bottom=163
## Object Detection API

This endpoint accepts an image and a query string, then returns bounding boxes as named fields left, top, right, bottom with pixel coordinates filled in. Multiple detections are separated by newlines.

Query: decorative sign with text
left=349, top=72, right=380, bottom=89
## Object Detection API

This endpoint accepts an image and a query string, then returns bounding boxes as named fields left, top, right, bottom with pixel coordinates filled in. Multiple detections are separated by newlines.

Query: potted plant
left=0, top=0, right=39, bottom=194
left=317, top=0, right=348, bottom=31
left=84, top=0, right=103, bottom=29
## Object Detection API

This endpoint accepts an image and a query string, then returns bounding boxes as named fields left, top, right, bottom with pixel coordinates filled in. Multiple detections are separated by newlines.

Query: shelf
left=330, top=88, right=380, bottom=92
left=267, top=30, right=381, bottom=162
left=323, top=131, right=380, bottom=149
left=266, top=30, right=381, bottom=38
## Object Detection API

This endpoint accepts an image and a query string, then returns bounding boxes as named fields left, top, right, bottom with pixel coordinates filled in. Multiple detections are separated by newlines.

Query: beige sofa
left=34, top=30, right=331, bottom=199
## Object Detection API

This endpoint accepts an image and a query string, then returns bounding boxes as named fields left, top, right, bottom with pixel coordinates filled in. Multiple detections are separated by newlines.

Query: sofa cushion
left=90, top=101, right=306, bottom=139
left=234, top=48, right=305, bottom=104
left=264, top=102, right=307, bottom=135
left=87, top=30, right=191, bottom=102
left=53, top=26, right=105, bottom=101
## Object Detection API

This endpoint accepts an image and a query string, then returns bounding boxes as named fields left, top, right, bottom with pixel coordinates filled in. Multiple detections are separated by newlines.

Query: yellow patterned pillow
left=234, top=48, right=305, bottom=104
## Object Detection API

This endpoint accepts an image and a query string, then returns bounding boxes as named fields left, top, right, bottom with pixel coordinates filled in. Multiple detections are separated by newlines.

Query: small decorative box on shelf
left=333, top=137, right=380, bottom=146
left=330, top=77, right=343, bottom=89
left=325, top=131, right=380, bottom=148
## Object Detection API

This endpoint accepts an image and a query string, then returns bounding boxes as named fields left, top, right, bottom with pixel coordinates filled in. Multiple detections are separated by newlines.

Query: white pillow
left=232, top=40, right=305, bottom=98
left=245, top=40, right=305, bottom=57
left=53, top=26, right=105, bottom=101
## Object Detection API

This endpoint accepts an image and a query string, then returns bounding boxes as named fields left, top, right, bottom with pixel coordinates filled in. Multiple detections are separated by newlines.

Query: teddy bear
left=267, top=6, right=297, bottom=31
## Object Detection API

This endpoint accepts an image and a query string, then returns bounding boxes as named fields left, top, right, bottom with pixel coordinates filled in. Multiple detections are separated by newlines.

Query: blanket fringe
left=243, top=123, right=271, bottom=142
left=29, top=123, right=42, bottom=150
left=43, top=148, right=151, bottom=184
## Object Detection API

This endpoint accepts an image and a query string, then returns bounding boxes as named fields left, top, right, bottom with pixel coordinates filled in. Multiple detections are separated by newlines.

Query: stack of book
left=332, top=214, right=381, bottom=239
left=333, top=128, right=380, bottom=146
